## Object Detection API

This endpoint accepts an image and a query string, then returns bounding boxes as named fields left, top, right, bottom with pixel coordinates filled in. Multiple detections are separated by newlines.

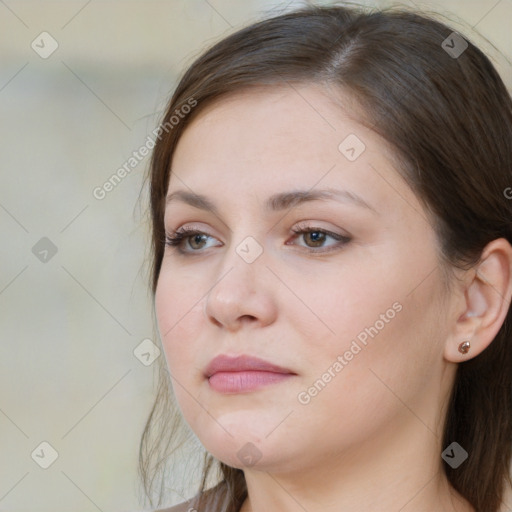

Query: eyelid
left=291, top=220, right=351, bottom=240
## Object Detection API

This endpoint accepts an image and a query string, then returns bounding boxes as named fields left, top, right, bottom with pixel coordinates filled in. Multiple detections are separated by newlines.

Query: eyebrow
left=165, top=188, right=378, bottom=215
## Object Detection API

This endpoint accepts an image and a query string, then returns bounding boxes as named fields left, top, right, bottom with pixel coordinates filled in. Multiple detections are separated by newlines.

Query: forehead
left=167, top=84, right=416, bottom=219
left=174, top=85, right=386, bottom=167
left=174, top=84, right=364, bottom=163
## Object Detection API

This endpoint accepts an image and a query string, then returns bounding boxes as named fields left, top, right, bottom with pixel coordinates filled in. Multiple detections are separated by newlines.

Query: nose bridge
left=203, top=228, right=275, bottom=328
left=210, top=231, right=265, bottom=300
left=218, top=211, right=267, bottom=274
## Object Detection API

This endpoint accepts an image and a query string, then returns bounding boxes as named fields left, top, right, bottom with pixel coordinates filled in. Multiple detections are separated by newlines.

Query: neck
left=239, top=414, right=473, bottom=512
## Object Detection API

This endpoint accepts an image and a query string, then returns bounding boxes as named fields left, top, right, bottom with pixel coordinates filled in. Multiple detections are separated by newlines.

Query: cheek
left=296, top=249, right=445, bottom=409
left=290, top=297, right=439, bottom=453
left=154, top=270, right=205, bottom=381
left=289, top=255, right=406, bottom=364
left=154, top=276, right=210, bottom=428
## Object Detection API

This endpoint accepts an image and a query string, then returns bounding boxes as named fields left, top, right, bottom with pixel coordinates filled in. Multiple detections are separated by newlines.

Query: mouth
left=204, top=354, right=296, bottom=394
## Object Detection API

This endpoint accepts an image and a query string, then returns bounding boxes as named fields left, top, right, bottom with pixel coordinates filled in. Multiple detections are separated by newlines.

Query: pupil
left=192, top=235, right=204, bottom=248
left=308, top=231, right=324, bottom=245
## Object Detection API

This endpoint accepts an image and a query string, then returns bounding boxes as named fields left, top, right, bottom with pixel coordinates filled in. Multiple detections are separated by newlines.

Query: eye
left=164, top=226, right=218, bottom=253
left=164, top=222, right=351, bottom=255
left=288, top=222, right=351, bottom=253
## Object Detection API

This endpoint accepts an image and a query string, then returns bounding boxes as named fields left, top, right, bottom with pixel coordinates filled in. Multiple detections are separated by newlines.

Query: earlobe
left=444, top=238, right=512, bottom=363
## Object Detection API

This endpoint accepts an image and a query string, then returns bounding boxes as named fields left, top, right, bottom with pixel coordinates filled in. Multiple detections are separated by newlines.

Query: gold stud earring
left=458, top=341, right=471, bottom=354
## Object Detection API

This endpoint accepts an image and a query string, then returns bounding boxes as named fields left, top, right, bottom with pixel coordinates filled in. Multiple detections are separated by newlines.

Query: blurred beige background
left=0, top=1, right=510, bottom=511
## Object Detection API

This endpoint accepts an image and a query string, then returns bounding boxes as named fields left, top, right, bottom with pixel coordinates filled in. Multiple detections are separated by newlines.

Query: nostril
left=240, top=315, right=257, bottom=323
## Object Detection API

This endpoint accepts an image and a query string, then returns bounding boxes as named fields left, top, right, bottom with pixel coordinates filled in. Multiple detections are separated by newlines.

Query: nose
left=204, top=241, right=278, bottom=332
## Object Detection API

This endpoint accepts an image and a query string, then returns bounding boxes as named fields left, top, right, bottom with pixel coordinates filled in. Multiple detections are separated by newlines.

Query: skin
left=155, top=84, right=512, bottom=512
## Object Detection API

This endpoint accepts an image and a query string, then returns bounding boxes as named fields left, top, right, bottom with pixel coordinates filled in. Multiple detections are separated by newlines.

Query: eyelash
left=164, top=222, right=351, bottom=255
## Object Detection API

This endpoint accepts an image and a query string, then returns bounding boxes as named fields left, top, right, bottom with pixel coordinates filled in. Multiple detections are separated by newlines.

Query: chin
left=189, top=416, right=290, bottom=469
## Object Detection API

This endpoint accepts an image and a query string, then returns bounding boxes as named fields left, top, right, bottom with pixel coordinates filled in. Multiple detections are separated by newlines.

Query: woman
left=139, top=4, right=512, bottom=512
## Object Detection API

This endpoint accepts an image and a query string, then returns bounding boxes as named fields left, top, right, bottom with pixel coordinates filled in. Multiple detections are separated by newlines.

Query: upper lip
left=204, top=354, right=295, bottom=378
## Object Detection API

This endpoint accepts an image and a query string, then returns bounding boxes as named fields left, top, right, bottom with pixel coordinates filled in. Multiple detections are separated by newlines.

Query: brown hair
left=139, top=4, right=512, bottom=511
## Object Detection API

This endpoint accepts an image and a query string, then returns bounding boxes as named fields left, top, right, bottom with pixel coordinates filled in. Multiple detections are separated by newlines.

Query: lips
left=204, top=354, right=296, bottom=393
left=204, top=354, right=295, bottom=377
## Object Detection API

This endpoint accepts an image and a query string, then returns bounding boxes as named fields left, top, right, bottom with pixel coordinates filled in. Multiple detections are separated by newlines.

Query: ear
left=444, top=238, right=512, bottom=363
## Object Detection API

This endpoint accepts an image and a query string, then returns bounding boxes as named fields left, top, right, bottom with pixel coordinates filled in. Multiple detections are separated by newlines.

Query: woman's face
left=155, top=84, right=456, bottom=474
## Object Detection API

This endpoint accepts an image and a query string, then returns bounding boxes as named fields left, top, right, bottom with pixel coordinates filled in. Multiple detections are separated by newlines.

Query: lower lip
left=208, top=371, right=294, bottom=393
